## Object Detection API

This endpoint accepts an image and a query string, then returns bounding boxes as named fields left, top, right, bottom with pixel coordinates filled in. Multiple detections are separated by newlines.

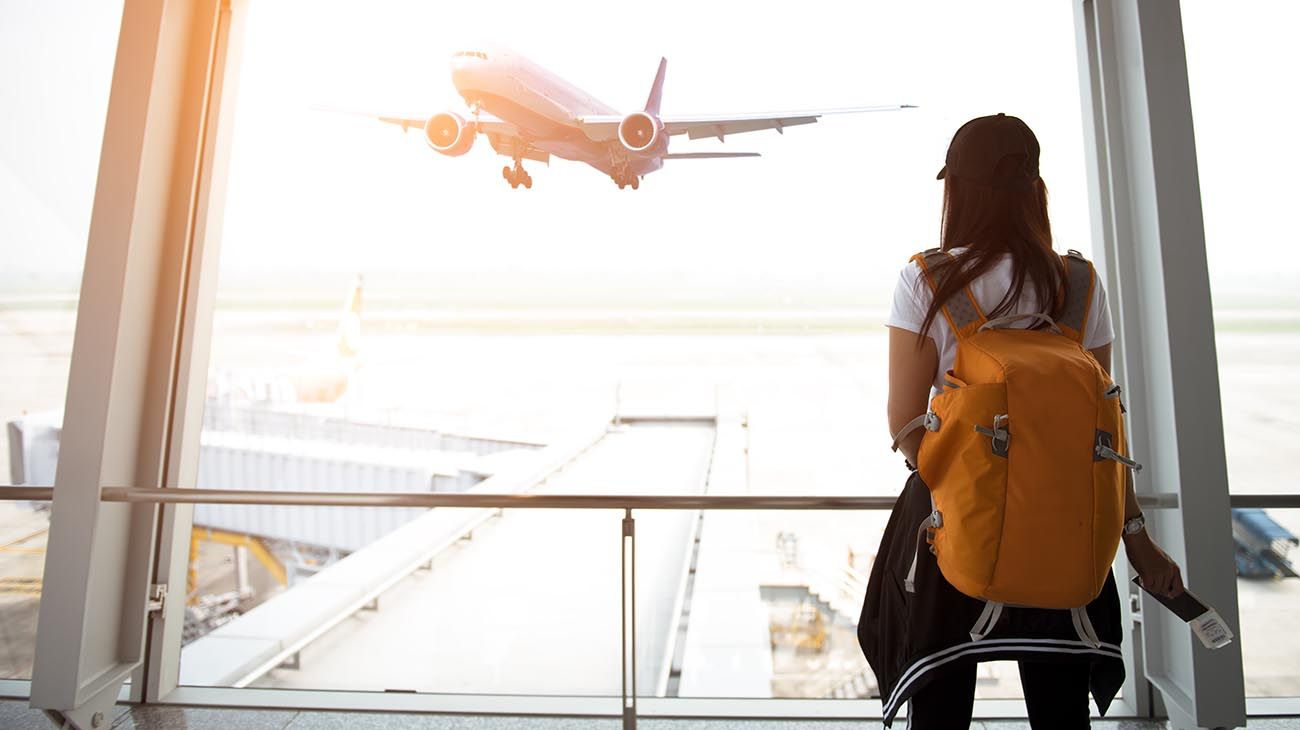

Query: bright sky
left=217, top=0, right=1096, bottom=303
left=0, top=0, right=122, bottom=293
left=1, top=0, right=1296, bottom=304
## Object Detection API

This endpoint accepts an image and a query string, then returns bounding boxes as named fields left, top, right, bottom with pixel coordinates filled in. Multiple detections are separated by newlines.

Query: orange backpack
left=891, top=248, right=1142, bottom=643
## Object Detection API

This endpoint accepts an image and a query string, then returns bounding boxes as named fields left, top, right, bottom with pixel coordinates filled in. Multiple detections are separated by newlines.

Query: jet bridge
left=1232, top=508, right=1299, bottom=579
left=178, top=419, right=717, bottom=694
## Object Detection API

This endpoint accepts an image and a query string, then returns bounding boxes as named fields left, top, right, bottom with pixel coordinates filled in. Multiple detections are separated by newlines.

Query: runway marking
left=0, top=577, right=42, bottom=595
left=0, top=528, right=48, bottom=552
left=0, top=314, right=73, bottom=359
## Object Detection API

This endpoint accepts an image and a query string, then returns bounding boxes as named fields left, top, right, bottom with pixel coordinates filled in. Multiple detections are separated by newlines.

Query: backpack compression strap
left=1057, top=250, right=1097, bottom=344
left=910, top=249, right=988, bottom=340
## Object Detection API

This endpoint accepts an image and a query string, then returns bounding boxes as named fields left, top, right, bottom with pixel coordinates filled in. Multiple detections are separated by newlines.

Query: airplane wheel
left=630, top=177, right=640, bottom=190
left=617, top=181, right=626, bottom=190
left=502, top=166, right=512, bottom=182
left=523, top=175, right=533, bottom=189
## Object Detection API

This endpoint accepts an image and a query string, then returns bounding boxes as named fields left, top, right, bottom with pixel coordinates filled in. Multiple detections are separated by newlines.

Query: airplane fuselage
left=450, top=49, right=665, bottom=178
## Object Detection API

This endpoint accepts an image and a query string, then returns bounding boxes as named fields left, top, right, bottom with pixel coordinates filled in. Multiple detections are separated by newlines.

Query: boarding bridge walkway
left=179, top=420, right=716, bottom=695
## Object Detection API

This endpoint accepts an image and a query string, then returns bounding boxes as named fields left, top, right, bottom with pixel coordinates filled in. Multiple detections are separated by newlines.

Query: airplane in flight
left=374, top=47, right=914, bottom=190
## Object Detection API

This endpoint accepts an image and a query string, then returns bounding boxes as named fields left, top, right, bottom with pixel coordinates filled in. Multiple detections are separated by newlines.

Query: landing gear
left=612, top=171, right=640, bottom=190
left=503, top=159, right=532, bottom=189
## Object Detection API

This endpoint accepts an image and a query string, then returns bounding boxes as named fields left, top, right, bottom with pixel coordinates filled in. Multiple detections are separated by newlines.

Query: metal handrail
left=98, top=487, right=903, bottom=509
left=4, top=480, right=1296, bottom=728
left=5, top=486, right=1300, bottom=510
left=1223, top=494, right=1300, bottom=509
left=12, top=486, right=1300, bottom=509
left=0, top=487, right=57, bottom=501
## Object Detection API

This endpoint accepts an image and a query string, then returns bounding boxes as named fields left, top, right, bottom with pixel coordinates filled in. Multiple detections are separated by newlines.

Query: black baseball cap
left=936, top=113, right=1041, bottom=189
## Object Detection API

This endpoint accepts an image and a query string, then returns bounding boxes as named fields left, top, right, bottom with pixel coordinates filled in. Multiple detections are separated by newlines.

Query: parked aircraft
left=206, top=276, right=363, bottom=404
left=374, top=47, right=914, bottom=189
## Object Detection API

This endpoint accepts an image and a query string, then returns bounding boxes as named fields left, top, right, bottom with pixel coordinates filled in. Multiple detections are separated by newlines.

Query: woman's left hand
left=1125, top=531, right=1185, bottom=598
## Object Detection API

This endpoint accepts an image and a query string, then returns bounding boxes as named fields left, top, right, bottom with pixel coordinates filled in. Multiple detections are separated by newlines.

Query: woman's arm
left=888, top=327, right=939, bottom=469
left=1089, top=343, right=1185, bottom=597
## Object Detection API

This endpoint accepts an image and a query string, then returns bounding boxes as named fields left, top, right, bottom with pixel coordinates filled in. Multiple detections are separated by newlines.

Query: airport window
left=14, top=0, right=1292, bottom=723
left=0, top=1, right=124, bottom=680
left=169, top=0, right=1108, bottom=706
left=1183, top=1, right=1300, bottom=699
left=165, top=0, right=1107, bottom=701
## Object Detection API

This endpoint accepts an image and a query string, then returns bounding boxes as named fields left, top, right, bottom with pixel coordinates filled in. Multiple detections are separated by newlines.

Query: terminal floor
left=4, top=703, right=1300, bottom=730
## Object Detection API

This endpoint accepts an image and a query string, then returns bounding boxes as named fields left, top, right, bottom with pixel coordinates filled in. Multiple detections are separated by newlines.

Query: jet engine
left=618, top=111, right=663, bottom=154
left=424, top=112, right=475, bottom=156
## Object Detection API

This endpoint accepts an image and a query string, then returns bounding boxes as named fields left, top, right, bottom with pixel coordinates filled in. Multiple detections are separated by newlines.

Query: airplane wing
left=663, top=152, right=760, bottom=159
left=374, top=112, right=549, bottom=164
left=576, top=105, right=915, bottom=142
left=375, top=111, right=518, bottom=137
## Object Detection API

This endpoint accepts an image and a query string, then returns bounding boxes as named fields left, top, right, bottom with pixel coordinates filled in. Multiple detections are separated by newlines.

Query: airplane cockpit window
left=454, top=51, right=487, bottom=60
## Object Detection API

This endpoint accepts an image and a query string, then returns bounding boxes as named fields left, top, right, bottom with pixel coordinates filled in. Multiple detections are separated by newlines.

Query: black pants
left=906, top=660, right=1092, bottom=729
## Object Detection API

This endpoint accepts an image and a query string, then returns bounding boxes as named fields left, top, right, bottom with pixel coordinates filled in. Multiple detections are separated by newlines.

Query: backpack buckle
left=1095, top=430, right=1143, bottom=473
left=974, top=414, right=1011, bottom=457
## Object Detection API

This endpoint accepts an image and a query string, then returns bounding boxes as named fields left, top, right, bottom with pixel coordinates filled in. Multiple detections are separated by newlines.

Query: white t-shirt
left=887, top=247, right=1115, bottom=396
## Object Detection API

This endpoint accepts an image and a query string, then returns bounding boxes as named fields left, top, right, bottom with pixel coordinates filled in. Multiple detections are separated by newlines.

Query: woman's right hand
left=1125, top=531, right=1185, bottom=598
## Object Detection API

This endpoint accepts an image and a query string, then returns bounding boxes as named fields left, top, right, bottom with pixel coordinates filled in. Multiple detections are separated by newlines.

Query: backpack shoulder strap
left=1057, top=250, right=1096, bottom=344
left=910, top=249, right=987, bottom=340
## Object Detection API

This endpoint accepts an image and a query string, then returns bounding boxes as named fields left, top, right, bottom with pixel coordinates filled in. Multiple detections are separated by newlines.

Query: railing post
left=621, top=508, right=637, bottom=730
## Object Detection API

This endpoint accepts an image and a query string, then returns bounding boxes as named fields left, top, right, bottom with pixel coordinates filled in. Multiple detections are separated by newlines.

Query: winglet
left=644, top=57, right=667, bottom=116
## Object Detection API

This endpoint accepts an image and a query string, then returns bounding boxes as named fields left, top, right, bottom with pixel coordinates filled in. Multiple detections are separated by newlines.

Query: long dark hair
left=918, top=157, right=1065, bottom=339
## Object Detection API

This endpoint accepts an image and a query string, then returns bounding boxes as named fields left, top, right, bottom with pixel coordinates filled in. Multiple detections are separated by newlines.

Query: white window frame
left=1074, top=0, right=1256, bottom=726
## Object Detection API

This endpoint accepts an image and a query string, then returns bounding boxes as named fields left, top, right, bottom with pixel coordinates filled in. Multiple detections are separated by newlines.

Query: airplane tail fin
left=644, top=57, right=667, bottom=115
left=336, top=275, right=363, bottom=360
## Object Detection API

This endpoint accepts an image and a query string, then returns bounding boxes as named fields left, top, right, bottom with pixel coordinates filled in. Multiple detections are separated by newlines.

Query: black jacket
left=858, top=472, right=1126, bottom=725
